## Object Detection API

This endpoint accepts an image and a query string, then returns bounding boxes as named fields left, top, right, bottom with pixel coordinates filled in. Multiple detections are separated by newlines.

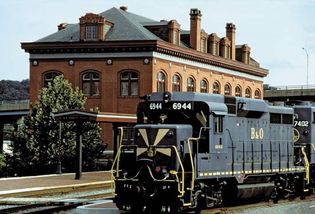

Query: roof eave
left=21, top=40, right=268, bottom=78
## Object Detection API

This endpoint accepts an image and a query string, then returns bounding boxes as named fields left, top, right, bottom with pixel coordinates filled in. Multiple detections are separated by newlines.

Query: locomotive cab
left=293, top=104, right=315, bottom=190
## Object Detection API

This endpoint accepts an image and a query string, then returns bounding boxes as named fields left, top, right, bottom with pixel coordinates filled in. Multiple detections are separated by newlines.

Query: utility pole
left=302, top=47, right=309, bottom=88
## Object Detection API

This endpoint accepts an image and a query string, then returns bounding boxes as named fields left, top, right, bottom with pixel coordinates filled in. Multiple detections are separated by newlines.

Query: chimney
left=58, top=23, right=67, bottom=31
left=242, top=44, right=251, bottom=64
left=200, top=30, right=207, bottom=53
left=220, top=37, right=231, bottom=59
left=208, top=33, right=220, bottom=56
left=168, top=20, right=181, bottom=46
left=120, top=6, right=128, bottom=11
left=189, top=8, right=202, bottom=51
left=226, top=23, right=236, bottom=60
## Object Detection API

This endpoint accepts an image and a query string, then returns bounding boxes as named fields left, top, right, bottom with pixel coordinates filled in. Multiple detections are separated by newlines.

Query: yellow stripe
left=137, top=148, right=147, bottom=156
left=157, top=148, right=171, bottom=156
left=139, top=129, right=149, bottom=147
left=153, top=129, right=170, bottom=146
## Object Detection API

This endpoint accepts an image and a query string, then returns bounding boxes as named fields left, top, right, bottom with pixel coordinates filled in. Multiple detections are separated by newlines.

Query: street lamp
left=56, top=121, right=62, bottom=174
left=302, top=47, right=309, bottom=88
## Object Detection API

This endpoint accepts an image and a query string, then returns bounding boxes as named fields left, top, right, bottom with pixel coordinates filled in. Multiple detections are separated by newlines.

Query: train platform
left=0, top=171, right=111, bottom=197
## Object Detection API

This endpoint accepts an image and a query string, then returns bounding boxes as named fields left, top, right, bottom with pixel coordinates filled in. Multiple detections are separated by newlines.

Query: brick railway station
left=0, top=5, right=314, bottom=214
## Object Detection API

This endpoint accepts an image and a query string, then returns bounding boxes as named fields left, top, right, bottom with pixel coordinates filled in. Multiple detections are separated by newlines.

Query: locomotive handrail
left=187, top=127, right=210, bottom=191
left=110, top=127, right=125, bottom=194
left=226, top=128, right=235, bottom=174
left=187, top=127, right=210, bottom=192
left=187, top=138, right=195, bottom=192
left=301, top=146, right=310, bottom=185
left=171, top=145, right=186, bottom=197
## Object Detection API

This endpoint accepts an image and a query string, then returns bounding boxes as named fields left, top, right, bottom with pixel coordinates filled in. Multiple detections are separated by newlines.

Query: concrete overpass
left=264, top=84, right=315, bottom=103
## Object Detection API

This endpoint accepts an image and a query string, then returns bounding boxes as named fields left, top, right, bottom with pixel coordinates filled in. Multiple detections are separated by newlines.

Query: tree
left=8, top=76, right=106, bottom=175
left=0, top=153, right=5, bottom=171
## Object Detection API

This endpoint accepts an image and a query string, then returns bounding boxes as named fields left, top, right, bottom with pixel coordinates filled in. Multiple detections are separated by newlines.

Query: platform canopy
left=52, top=110, right=137, bottom=180
left=53, top=110, right=137, bottom=123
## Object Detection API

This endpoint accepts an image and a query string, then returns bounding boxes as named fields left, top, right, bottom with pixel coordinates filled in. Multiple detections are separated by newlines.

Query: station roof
left=36, top=7, right=160, bottom=42
left=0, top=110, right=30, bottom=122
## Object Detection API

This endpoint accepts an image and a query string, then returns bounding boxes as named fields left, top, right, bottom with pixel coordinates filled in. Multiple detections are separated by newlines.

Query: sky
left=0, top=0, right=314, bottom=86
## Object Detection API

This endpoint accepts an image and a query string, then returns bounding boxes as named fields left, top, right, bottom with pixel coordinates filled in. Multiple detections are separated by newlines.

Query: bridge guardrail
left=264, top=84, right=315, bottom=91
left=0, top=100, right=30, bottom=111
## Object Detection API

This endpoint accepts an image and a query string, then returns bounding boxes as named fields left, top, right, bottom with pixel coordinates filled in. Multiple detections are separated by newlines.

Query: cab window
left=214, top=116, right=223, bottom=133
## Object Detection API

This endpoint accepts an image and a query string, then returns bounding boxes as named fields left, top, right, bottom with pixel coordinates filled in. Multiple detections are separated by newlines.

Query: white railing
left=264, top=84, right=315, bottom=91
left=0, top=100, right=30, bottom=111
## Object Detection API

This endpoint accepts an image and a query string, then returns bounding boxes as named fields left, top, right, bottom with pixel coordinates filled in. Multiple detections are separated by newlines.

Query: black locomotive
left=111, top=92, right=315, bottom=213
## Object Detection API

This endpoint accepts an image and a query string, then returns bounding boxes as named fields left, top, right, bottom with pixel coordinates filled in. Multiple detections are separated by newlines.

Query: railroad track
left=0, top=202, right=85, bottom=214
left=200, top=194, right=315, bottom=214
left=0, top=180, right=113, bottom=198
left=0, top=181, right=115, bottom=213
left=1, top=183, right=315, bottom=213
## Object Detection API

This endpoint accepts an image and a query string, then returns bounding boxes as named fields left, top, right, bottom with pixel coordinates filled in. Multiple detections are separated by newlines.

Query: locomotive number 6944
left=111, top=92, right=315, bottom=213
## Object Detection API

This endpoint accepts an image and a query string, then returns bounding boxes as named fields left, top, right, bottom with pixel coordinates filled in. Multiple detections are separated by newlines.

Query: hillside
left=0, top=79, right=29, bottom=101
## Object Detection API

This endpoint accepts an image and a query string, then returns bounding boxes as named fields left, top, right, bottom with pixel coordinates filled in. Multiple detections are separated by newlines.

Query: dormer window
left=79, top=13, right=112, bottom=41
left=85, top=25, right=99, bottom=40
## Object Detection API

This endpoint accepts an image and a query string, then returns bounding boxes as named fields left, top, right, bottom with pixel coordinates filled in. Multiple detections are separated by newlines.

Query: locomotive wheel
left=270, top=187, right=279, bottom=203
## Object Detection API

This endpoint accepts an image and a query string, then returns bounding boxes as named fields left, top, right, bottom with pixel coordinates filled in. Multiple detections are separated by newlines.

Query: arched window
left=245, top=87, right=252, bottom=98
left=224, top=83, right=231, bottom=95
left=120, top=71, right=138, bottom=96
left=157, top=71, right=166, bottom=92
left=235, top=85, right=242, bottom=97
left=254, top=89, right=261, bottom=99
left=213, top=81, right=220, bottom=94
left=187, top=77, right=195, bottom=92
left=81, top=71, right=100, bottom=96
left=43, top=71, right=62, bottom=87
left=172, top=74, right=181, bottom=92
left=200, top=79, right=208, bottom=93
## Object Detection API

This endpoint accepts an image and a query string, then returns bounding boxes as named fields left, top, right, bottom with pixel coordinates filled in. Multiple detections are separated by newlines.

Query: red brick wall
left=29, top=54, right=263, bottom=150
left=152, top=57, right=263, bottom=96
left=30, top=57, right=153, bottom=113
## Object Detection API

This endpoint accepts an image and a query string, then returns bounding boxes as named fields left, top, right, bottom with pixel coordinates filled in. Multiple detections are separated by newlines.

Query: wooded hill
left=0, top=79, right=29, bottom=101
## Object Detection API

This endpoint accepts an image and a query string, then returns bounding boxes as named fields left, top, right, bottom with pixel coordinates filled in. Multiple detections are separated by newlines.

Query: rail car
left=111, top=92, right=315, bottom=213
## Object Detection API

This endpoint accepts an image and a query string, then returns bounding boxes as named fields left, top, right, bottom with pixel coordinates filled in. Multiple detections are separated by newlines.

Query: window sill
left=85, top=95, right=101, bottom=99
left=119, top=96, right=139, bottom=99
